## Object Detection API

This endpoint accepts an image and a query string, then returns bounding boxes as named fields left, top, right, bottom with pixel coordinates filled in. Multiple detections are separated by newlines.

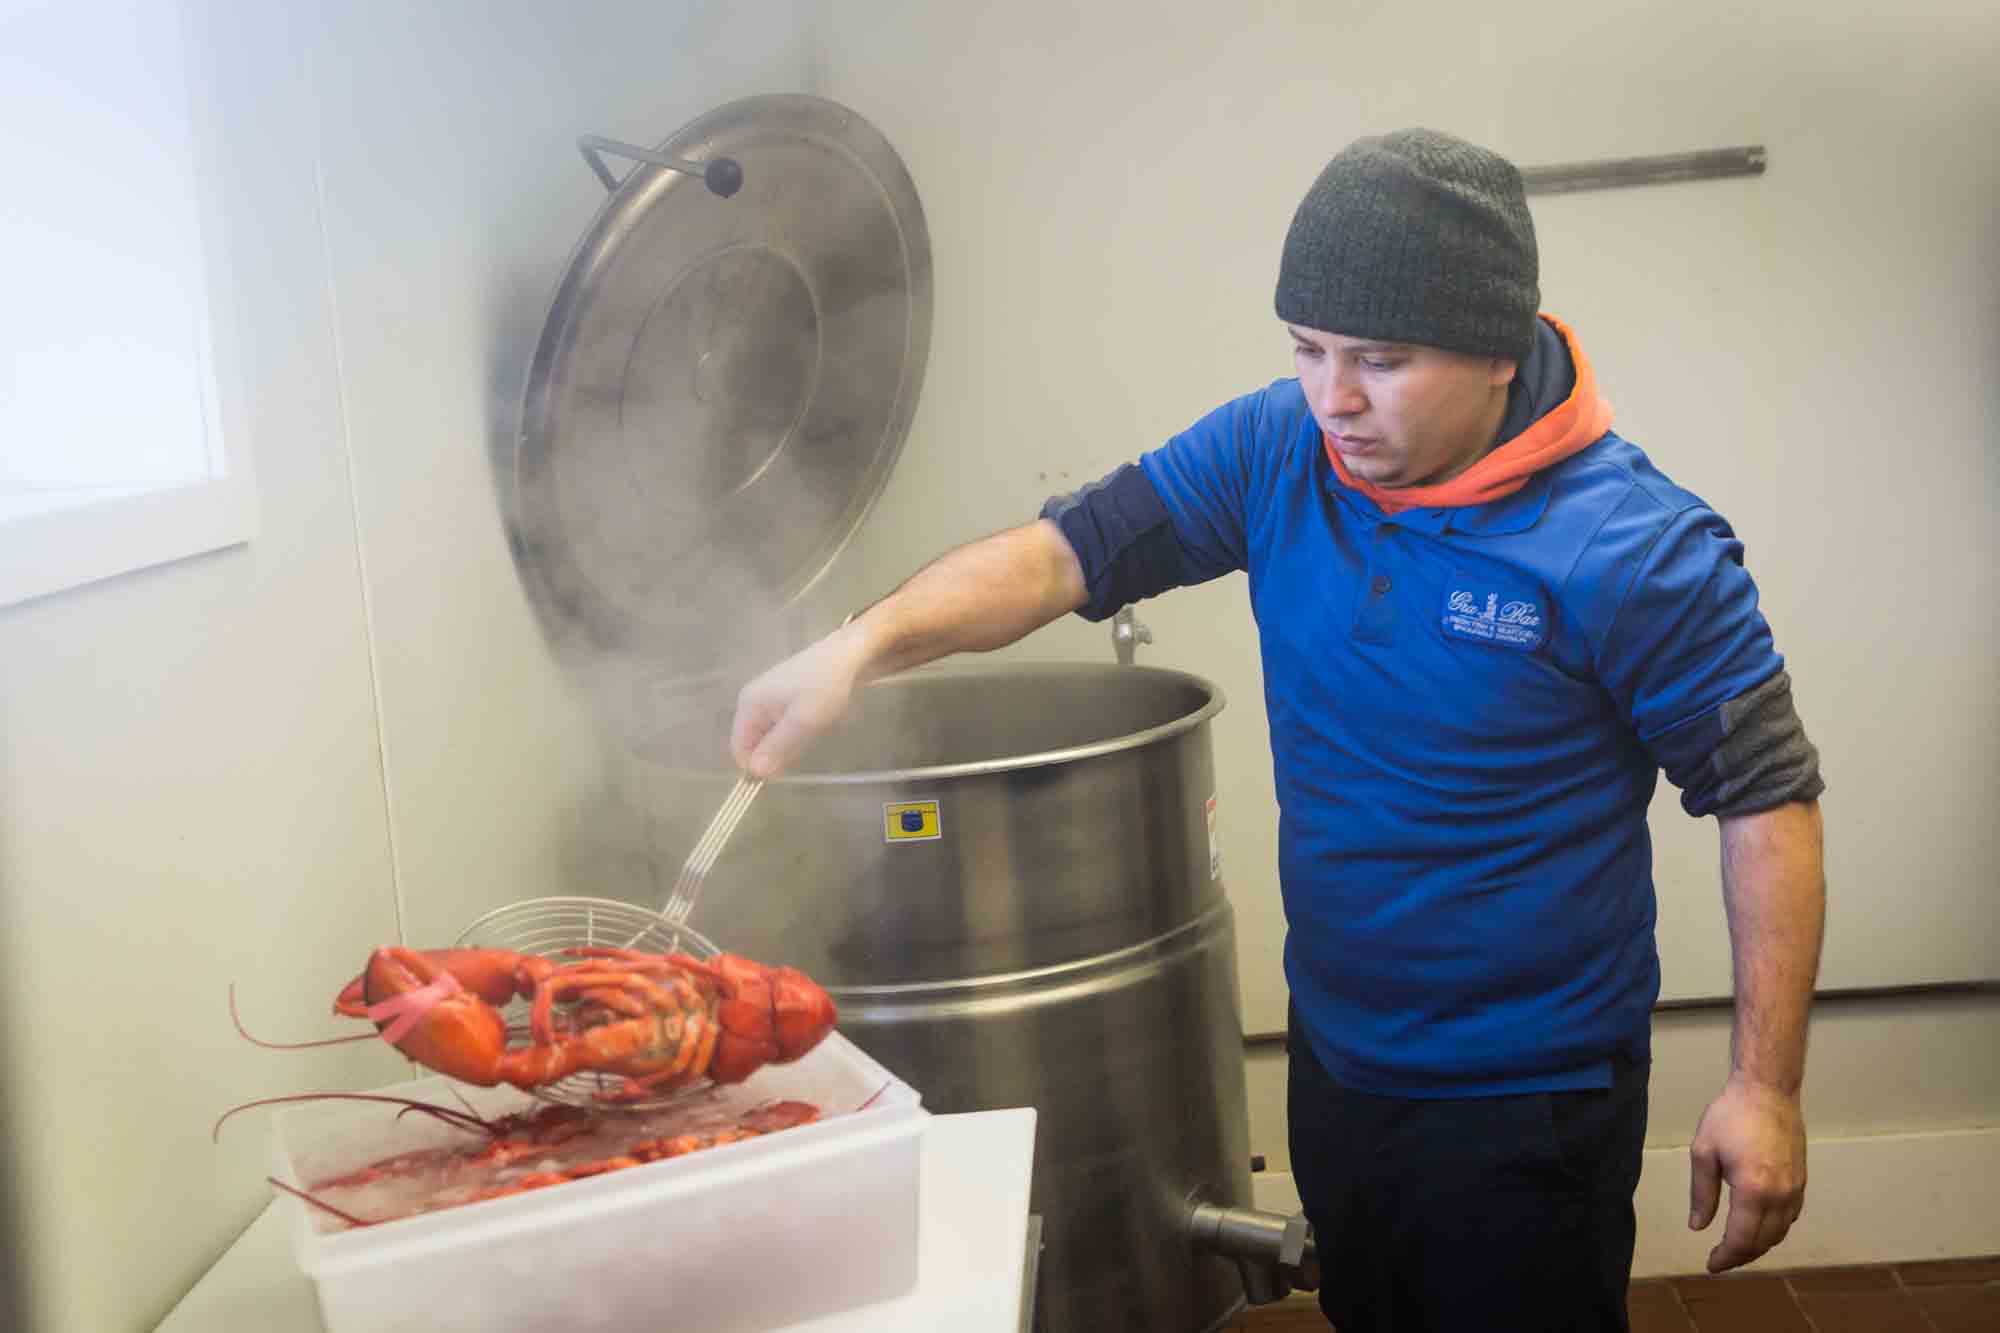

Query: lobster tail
left=706, top=954, right=838, bottom=1084
left=770, top=966, right=839, bottom=1061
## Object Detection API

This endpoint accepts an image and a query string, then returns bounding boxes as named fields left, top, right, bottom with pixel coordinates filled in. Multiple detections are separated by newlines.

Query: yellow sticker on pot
left=883, top=799, right=942, bottom=843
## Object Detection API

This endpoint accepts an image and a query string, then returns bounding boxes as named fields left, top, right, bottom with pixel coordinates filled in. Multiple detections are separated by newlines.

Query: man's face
left=1288, top=324, right=1518, bottom=489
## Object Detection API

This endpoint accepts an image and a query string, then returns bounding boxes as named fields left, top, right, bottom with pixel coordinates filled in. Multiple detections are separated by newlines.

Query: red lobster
left=333, top=945, right=837, bottom=1100
left=217, top=1094, right=832, bottom=1231
left=286, top=1099, right=826, bottom=1228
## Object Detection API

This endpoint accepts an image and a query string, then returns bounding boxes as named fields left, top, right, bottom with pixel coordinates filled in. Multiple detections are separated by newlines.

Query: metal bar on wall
left=1520, top=145, right=1766, bottom=196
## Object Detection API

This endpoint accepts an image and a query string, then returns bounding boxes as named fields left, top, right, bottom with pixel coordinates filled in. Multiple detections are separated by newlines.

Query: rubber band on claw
left=366, top=971, right=464, bottom=1046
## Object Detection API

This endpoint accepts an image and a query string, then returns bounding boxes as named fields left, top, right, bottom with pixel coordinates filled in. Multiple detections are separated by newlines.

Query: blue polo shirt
left=1045, top=372, right=1785, bottom=1097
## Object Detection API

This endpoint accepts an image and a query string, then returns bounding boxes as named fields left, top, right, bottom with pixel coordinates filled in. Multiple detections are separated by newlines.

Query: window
left=0, top=0, right=256, bottom=608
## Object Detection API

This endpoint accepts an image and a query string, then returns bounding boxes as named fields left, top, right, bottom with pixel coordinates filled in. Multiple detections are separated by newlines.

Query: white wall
left=0, top=2, right=819, bottom=1329
left=0, top=6, right=402, bottom=1328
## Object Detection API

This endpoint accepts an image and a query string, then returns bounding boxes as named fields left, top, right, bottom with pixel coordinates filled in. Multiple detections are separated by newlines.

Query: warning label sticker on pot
left=1207, top=795, right=1221, bottom=879
left=883, top=799, right=942, bottom=843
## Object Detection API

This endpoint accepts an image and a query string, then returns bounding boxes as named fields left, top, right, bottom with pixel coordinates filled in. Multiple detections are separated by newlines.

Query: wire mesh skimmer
left=452, top=896, right=725, bottom=1111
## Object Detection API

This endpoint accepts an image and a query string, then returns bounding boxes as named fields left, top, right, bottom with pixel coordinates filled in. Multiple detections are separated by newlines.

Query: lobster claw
left=346, top=948, right=524, bottom=1088
left=335, top=948, right=554, bottom=1018
left=706, top=955, right=839, bottom=1084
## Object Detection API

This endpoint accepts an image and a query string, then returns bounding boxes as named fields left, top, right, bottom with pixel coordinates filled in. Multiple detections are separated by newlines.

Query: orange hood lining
left=1325, top=313, right=1613, bottom=515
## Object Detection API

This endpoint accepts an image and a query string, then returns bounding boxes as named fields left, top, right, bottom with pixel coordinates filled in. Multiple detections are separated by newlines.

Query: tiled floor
left=1230, top=1256, right=2000, bottom=1331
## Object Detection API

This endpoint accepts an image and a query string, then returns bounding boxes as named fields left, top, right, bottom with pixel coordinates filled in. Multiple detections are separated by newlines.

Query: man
left=730, top=129, right=1826, bottom=1332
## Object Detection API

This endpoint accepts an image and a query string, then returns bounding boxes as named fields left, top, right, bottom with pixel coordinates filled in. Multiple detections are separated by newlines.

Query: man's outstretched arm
left=731, top=519, right=1087, bottom=778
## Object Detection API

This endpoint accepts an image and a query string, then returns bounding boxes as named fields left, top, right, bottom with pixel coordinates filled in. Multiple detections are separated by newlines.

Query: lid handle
left=577, top=133, right=744, bottom=198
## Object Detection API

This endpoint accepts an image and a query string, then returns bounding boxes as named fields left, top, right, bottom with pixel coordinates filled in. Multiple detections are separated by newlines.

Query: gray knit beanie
left=1274, top=128, right=1539, bottom=361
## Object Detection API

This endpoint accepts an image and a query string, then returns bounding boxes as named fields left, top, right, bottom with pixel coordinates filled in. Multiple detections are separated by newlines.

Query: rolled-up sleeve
left=1039, top=391, right=1263, bottom=621
left=1587, top=502, right=1825, bottom=816
left=1039, top=464, right=1190, bottom=622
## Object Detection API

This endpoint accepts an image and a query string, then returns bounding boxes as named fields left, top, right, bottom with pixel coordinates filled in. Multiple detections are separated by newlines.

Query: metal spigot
left=1112, top=605, right=1153, bottom=665
left=1186, top=1201, right=1319, bottom=1304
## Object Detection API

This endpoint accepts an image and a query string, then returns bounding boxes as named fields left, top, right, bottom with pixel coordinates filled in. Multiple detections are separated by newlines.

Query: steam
left=493, top=127, right=941, bottom=945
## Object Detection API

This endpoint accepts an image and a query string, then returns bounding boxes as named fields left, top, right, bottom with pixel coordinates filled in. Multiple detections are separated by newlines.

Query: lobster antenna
left=266, top=1177, right=373, bottom=1230
left=212, top=1092, right=494, bottom=1144
left=230, top=983, right=376, bottom=1050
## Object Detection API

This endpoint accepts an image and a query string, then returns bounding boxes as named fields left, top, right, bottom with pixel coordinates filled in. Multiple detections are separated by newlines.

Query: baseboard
left=1249, top=1126, right=2000, bottom=1277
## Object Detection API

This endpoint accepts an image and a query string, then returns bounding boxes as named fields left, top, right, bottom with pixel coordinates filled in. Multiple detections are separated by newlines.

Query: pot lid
left=513, top=95, right=932, bottom=667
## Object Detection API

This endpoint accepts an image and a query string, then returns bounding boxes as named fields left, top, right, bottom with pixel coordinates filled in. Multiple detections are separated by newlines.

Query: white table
left=158, top=1109, right=1038, bottom=1333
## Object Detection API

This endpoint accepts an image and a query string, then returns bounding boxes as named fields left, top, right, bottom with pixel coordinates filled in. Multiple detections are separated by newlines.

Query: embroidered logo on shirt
left=1442, top=588, right=1546, bottom=650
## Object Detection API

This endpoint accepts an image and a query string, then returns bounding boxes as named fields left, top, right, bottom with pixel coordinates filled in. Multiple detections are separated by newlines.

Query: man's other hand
left=1687, top=1074, right=1808, bottom=1273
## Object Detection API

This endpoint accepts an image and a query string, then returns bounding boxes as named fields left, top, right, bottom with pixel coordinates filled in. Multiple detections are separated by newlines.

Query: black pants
left=1287, top=1010, right=1649, bottom=1333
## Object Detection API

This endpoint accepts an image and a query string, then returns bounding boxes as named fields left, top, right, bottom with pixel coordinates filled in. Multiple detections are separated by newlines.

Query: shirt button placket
left=1355, top=524, right=1398, bottom=643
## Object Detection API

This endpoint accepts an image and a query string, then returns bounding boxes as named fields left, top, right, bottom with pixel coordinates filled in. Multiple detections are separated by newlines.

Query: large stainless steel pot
left=624, top=662, right=1256, bottom=1332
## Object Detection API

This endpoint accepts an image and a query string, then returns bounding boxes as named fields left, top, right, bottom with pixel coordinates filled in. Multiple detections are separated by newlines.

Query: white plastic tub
left=268, top=1032, right=926, bottom=1333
